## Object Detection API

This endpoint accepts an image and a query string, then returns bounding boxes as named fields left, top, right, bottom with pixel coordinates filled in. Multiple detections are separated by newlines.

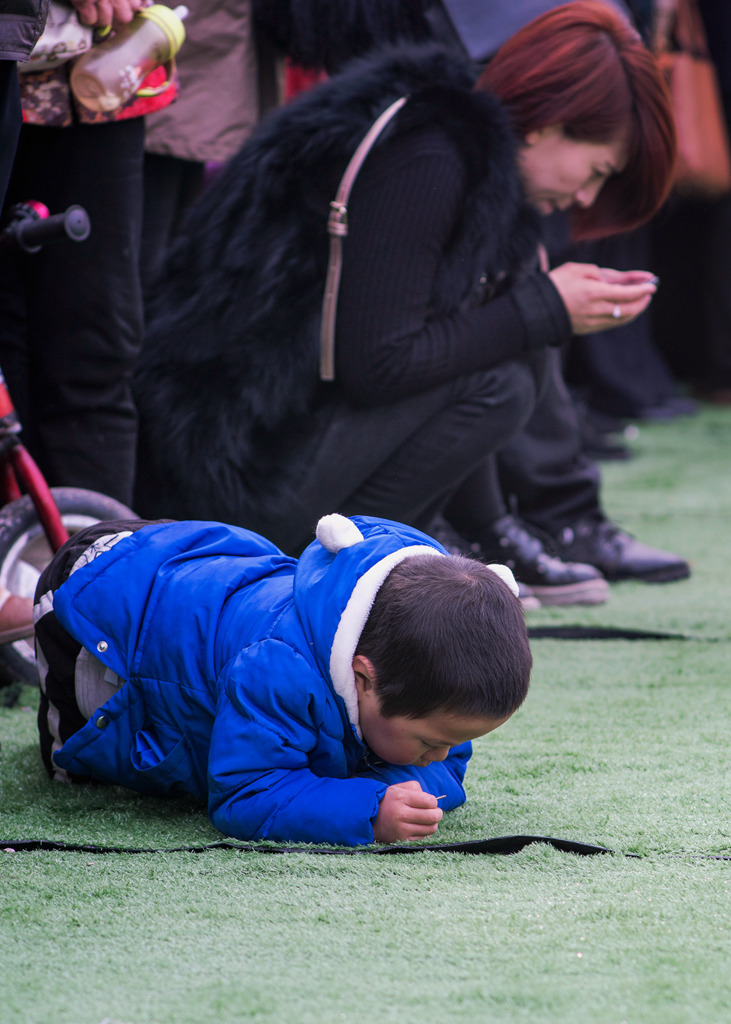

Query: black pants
left=496, top=347, right=602, bottom=536
left=0, top=62, right=21, bottom=208
left=437, top=347, right=601, bottom=540
left=565, top=227, right=679, bottom=417
left=0, top=118, right=145, bottom=506
left=652, top=193, right=731, bottom=390
left=236, top=355, right=543, bottom=555
left=140, top=152, right=206, bottom=293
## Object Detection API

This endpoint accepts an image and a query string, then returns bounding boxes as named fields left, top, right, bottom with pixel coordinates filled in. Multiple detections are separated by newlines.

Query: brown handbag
left=654, top=0, right=731, bottom=199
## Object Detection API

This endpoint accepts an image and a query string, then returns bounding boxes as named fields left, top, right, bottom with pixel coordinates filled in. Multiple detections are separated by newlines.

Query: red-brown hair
left=476, top=1, right=676, bottom=239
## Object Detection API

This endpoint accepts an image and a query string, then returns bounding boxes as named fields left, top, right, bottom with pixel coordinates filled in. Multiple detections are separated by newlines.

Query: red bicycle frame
left=0, top=370, right=70, bottom=552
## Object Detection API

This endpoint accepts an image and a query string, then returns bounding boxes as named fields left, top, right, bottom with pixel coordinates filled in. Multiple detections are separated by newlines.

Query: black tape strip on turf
left=0, top=835, right=627, bottom=856
left=528, top=626, right=720, bottom=641
left=2, top=836, right=729, bottom=859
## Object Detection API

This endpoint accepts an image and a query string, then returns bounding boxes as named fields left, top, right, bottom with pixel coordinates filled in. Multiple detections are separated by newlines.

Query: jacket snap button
left=97, top=640, right=108, bottom=652
left=95, top=715, right=109, bottom=729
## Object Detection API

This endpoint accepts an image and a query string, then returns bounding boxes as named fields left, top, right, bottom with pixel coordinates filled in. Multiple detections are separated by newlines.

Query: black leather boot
left=432, top=515, right=609, bottom=607
left=475, top=515, right=609, bottom=606
left=553, top=516, right=690, bottom=583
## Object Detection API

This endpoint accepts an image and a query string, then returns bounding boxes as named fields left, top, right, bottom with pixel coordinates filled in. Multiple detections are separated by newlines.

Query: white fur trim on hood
left=326, top=532, right=443, bottom=738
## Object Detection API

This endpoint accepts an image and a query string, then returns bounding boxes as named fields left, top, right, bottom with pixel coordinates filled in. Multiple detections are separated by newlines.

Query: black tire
left=0, top=488, right=138, bottom=687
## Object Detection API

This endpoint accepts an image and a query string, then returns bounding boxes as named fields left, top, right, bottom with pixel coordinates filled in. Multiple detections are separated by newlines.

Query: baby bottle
left=70, top=5, right=187, bottom=113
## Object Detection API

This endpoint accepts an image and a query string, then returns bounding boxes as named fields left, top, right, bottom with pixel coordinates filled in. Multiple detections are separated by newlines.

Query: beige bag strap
left=652, top=0, right=706, bottom=56
left=319, top=96, right=408, bottom=381
left=652, top=0, right=674, bottom=54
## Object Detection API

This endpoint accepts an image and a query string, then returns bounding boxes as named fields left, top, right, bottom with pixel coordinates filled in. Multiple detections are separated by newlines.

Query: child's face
left=362, top=705, right=508, bottom=767
left=353, top=656, right=509, bottom=766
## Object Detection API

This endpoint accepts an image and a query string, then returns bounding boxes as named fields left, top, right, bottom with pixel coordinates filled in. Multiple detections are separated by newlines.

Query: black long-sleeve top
left=334, top=124, right=571, bottom=406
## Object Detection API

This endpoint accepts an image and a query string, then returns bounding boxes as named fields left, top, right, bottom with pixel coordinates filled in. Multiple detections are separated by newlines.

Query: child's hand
left=373, top=781, right=443, bottom=843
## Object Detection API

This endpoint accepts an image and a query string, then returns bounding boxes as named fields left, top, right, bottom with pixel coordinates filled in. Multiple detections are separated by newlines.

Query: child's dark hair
left=355, top=554, right=532, bottom=720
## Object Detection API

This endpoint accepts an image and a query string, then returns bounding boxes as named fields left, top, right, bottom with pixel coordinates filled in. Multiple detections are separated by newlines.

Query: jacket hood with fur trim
left=49, top=516, right=477, bottom=846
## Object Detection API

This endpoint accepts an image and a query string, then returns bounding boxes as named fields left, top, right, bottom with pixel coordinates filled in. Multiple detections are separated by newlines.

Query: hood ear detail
left=316, top=514, right=365, bottom=553
left=484, top=562, right=520, bottom=597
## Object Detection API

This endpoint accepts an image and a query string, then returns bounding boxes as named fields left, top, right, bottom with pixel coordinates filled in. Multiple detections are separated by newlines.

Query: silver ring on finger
left=612, top=304, right=621, bottom=319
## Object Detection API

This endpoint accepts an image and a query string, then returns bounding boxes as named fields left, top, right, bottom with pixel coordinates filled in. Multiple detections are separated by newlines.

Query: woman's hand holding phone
left=548, top=262, right=658, bottom=335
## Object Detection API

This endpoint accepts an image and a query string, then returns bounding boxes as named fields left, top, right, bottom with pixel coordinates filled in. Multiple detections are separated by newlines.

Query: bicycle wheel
left=0, top=487, right=138, bottom=687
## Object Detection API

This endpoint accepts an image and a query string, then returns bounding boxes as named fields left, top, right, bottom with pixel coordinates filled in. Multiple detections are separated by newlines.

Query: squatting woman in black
left=134, top=2, right=675, bottom=583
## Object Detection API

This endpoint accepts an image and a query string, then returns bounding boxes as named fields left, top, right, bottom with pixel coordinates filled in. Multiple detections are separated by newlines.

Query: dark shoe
left=584, top=407, right=627, bottom=435
left=692, top=382, right=731, bottom=406
left=473, top=515, right=609, bottom=607
left=637, top=396, right=698, bottom=421
left=577, top=404, right=633, bottom=462
left=554, top=517, right=690, bottom=583
left=582, top=424, right=633, bottom=463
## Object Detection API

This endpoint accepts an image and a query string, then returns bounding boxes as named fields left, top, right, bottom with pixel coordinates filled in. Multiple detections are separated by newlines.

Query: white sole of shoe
left=527, top=577, right=610, bottom=607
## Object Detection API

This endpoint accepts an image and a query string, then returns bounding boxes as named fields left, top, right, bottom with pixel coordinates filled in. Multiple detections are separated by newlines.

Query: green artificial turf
left=1, top=407, right=730, bottom=1024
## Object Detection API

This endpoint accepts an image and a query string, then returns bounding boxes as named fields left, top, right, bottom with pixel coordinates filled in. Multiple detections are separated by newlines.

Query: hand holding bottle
left=69, top=4, right=187, bottom=113
left=70, top=0, right=144, bottom=29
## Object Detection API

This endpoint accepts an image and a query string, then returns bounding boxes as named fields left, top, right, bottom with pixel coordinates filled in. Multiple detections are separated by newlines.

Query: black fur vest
left=134, top=44, right=542, bottom=523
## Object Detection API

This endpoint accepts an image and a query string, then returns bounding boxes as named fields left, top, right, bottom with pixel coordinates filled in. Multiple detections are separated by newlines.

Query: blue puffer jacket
left=51, top=515, right=472, bottom=845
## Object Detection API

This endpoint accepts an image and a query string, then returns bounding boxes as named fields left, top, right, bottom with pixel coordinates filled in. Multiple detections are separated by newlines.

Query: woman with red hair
left=480, top=1, right=675, bottom=240
left=135, top=2, right=681, bottom=605
left=478, top=0, right=675, bottom=319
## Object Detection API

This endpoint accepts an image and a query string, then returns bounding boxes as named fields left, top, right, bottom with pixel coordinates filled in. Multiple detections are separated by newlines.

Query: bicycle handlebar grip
left=14, top=204, right=91, bottom=252
left=63, top=204, right=92, bottom=242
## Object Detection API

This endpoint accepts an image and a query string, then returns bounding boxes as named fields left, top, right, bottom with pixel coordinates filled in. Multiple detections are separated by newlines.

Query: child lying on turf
left=35, top=514, right=531, bottom=846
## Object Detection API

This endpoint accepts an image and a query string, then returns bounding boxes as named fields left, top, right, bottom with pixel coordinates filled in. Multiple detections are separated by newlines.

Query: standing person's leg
left=0, top=77, right=34, bottom=642
left=140, top=153, right=206, bottom=295
left=564, top=227, right=683, bottom=419
left=696, top=194, right=731, bottom=399
left=0, top=84, right=32, bottom=428
left=498, top=348, right=601, bottom=533
left=0, top=61, right=21, bottom=207
left=8, top=119, right=145, bottom=506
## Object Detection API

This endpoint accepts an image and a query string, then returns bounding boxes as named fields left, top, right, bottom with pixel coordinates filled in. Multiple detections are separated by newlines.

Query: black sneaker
left=441, top=514, right=609, bottom=607
left=554, top=516, right=690, bottom=583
